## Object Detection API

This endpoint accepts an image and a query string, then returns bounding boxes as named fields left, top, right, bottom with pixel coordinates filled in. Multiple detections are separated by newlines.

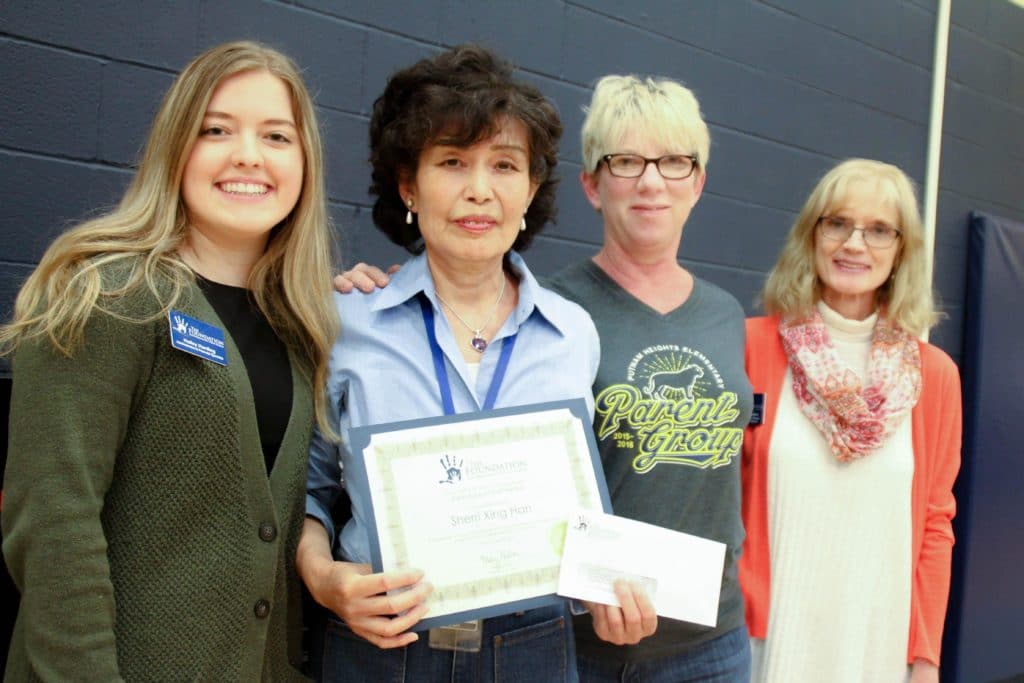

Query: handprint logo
left=172, top=315, right=189, bottom=335
left=438, top=454, right=463, bottom=484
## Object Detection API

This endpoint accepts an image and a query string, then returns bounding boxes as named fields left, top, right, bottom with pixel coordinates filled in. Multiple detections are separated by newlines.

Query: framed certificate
left=347, top=398, right=611, bottom=630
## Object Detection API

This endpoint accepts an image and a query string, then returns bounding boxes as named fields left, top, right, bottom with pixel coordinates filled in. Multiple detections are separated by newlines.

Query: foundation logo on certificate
left=438, top=455, right=464, bottom=484
left=594, top=344, right=743, bottom=472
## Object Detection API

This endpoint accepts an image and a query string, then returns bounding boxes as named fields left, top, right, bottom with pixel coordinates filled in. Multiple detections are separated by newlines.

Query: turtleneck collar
left=816, top=299, right=876, bottom=343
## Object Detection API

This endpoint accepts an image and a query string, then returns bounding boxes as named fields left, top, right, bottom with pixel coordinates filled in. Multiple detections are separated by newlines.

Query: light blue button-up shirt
left=306, top=251, right=600, bottom=564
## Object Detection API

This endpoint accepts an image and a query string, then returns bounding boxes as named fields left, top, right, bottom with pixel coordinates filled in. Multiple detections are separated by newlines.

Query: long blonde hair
left=0, top=41, right=339, bottom=433
left=762, top=158, right=937, bottom=336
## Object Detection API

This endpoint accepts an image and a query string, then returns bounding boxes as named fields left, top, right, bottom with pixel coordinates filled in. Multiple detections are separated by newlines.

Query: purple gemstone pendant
left=471, top=336, right=488, bottom=353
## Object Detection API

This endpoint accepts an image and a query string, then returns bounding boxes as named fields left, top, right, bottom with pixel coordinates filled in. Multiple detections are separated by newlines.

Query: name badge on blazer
left=168, top=310, right=227, bottom=366
left=749, top=393, right=766, bottom=426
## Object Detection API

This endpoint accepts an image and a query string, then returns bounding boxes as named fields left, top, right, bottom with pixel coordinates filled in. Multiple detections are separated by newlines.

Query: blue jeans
left=576, top=625, right=751, bottom=683
left=318, top=603, right=579, bottom=682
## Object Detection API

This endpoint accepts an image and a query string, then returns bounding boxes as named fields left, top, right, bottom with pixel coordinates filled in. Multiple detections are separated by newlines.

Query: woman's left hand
left=332, top=262, right=397, bottom=294
left=909, top=659, right=939, bottom=683
left=583, top=579, right=657, bottom=645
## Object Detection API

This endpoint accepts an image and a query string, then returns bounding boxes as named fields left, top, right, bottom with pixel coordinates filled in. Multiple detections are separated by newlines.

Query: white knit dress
left=749, top=303, right=914, bottom=683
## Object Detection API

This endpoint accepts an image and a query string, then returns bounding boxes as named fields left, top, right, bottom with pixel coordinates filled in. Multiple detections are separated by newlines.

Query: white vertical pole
left=921, top=0, right=952, bottom=342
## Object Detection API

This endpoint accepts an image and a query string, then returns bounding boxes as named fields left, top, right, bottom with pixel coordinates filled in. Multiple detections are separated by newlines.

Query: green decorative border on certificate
left=347, top=398, right=612, bottom=629
left=373, top=417, right=594, bottom=606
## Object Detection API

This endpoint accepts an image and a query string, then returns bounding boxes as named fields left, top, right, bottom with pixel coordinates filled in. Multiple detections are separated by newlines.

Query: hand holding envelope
left=584, top=579, right=658, bottom=645
left=557, top=509, right=727, bottom=629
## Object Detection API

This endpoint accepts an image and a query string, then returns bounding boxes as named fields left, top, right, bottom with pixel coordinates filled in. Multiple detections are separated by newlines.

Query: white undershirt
left=750, top=302, right=914, bottom=683
left=465, top=361, right=480, bottom=386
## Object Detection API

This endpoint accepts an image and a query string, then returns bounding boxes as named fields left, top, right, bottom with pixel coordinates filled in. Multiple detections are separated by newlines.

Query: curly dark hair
left=369, top=44, right=562, bottom=254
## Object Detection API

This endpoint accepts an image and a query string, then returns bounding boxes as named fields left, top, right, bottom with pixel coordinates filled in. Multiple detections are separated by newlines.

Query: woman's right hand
left=332, top=262, right=398, bottom=294
left=310, top=559, right=433, bottom=648
left=297, top=518, right=431, bottom=648
left=305, top=557, right=430, bottom=651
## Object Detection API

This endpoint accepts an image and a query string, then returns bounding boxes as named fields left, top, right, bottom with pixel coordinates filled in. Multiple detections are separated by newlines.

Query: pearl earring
left=405, top=199, right=414, bottom=225
left=520, top=216, right=527, bottom=232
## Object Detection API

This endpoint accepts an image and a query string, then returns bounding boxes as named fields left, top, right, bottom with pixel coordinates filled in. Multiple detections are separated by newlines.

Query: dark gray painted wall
left=1, top=2, right=1022, bottom=677
left=3, top=1, right=1021, bottom=371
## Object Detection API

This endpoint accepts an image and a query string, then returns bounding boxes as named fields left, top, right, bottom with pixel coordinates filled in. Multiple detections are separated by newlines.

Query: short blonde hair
left=580, top=75, right=710, bottom=174
left=1, top=41, right=339, bottom=433
left=762, top=158, right=938, bottom=336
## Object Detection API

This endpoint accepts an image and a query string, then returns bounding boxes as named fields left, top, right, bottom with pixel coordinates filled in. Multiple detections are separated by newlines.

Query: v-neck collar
left=581, top=259, right=702, bottom=320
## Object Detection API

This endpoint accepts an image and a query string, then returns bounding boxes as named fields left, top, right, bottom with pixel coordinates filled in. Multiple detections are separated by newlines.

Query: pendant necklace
left=435, top=276, right=507, bottom=353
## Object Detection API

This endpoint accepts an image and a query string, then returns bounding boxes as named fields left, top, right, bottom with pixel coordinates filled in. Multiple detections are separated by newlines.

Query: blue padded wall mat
left=943, top=211, right=1024, bottom=683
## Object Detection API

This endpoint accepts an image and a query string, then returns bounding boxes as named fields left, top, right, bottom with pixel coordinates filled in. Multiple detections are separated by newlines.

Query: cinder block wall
left=3, top=1, right=1022, bottom=369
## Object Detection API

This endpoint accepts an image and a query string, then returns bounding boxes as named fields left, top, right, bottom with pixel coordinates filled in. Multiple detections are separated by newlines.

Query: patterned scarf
left=778, top=308, right=922, bottom=461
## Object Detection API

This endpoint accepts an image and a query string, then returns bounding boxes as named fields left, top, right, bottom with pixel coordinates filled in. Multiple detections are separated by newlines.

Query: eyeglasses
left=817, top=216, right=902, bottom=249
left=601, top=153, right=699, bottom=180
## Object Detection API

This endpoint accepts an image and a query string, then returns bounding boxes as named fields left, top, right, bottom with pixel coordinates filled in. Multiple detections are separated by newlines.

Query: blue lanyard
left=419, top=294, right=517, bottom=416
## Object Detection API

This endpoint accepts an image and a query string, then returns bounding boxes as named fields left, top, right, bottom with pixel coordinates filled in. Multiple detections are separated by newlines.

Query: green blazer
left=3, top=273, right=313, bottom=682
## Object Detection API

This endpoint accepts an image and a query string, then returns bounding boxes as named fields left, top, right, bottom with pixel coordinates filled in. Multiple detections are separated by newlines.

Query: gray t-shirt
left=545, top=259, right=752, bottom=664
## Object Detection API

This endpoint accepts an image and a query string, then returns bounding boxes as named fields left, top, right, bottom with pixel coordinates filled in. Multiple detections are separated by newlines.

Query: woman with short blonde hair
left=547, top=73, right=754, bottom=682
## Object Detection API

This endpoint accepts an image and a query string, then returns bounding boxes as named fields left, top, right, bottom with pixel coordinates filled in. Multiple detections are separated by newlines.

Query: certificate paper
left=557, top=509, right=726, bottom=627
left=348, top=399, right=611, bottom=629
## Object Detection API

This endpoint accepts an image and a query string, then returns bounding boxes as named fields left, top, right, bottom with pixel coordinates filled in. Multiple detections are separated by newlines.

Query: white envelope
left=557, top=509, right=726, bottom=627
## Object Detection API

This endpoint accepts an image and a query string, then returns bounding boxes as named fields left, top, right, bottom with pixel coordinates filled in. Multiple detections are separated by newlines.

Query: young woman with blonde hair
left=2, top=41, right=337, bottom=680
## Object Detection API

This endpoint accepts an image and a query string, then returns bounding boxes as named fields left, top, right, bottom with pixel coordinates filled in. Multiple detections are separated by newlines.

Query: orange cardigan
left=739, top=315, right=962, bottom=666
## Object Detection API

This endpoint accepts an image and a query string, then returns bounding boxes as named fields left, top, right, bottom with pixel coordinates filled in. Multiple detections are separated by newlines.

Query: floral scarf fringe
left=779, top=310, right=922, bottom=461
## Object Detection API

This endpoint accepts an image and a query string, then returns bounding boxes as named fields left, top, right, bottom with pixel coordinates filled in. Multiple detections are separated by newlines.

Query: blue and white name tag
left=168, top=310, right=227, bottom=366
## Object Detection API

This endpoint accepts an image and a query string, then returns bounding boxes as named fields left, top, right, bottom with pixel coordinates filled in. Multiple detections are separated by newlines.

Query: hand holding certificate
left=347, top=399, right=612, bottom=630
left=295, top=534, right=432, bottom=649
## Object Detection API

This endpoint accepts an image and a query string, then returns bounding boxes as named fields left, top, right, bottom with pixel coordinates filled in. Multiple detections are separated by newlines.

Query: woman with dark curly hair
left=298, top=45, right=598, bottom=682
